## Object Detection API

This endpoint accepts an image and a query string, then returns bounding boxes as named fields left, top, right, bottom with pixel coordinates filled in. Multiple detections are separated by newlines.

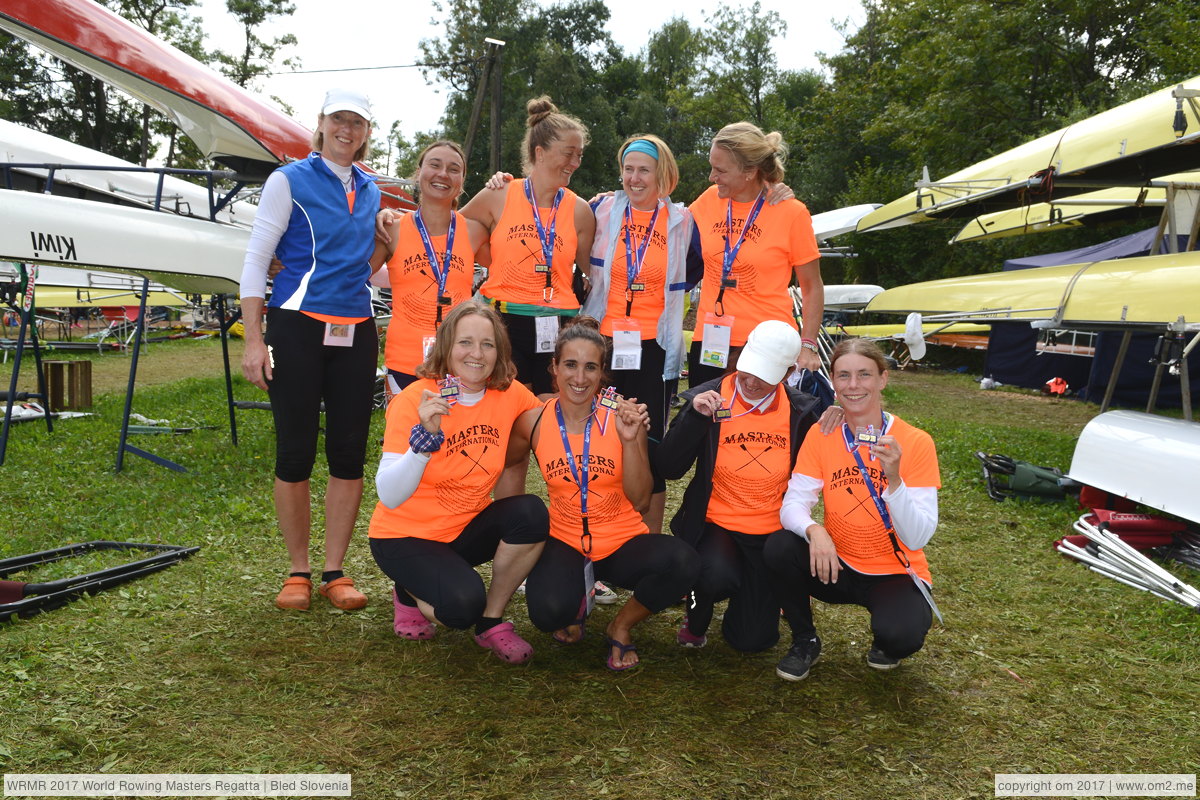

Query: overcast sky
left=196, top=0, right=865, bottom=141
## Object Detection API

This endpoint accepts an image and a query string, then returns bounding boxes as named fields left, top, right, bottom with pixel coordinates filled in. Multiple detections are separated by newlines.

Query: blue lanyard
left=842, top=417, right=943, bottom=622
left=555, top=399, right=594, bottom=554
left=524, top=179, right=564, bottom=271
left=623, top=202, right=661, bottom=290
left=841, top=414, right=894, bottom=532
left=413, top=209, right=456, bottom=323
left=722, top=191, right=767, bottom=282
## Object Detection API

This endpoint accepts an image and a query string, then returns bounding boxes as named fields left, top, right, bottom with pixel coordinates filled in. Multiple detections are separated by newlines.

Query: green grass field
left=2, top=337, right=1198, bottom=799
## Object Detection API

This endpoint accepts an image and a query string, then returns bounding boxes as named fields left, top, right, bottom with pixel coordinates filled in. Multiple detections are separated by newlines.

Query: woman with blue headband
left=577, top=134, right=691, bottom=534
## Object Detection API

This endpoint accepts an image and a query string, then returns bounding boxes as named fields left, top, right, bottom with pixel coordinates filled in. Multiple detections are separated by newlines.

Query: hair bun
left=526, top=95, right=559, bottom=127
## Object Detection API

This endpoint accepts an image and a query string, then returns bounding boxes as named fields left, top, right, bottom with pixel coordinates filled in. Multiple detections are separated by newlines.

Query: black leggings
left=610, top=339, right=669, bottom=493
left=687, top=341, right=744, bottom=388
left=495, top=310, right=556, bottom=395
left=264, top=308, right=378, bottom=482
left=369, top=495, right=548, bottom=630
left=685, top=523, right=781, bottom=653
left=763, top=531, right=932, bottom=658
left=524, top=534, right=700, bottom=632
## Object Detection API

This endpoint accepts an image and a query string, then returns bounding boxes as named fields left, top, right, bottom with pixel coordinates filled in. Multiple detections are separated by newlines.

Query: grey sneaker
left=776, top=637, right=822, bottom=681
left=867, top=645, right=901, bottom=670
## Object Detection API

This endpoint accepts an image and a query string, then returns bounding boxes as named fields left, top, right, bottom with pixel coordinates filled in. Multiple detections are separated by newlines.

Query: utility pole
left=463, top=37, right=505, bottom=172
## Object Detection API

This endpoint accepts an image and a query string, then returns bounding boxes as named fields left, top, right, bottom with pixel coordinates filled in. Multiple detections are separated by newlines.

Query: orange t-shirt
left=705, top=375, right=793, bottom=534
left=533, top=400, right=649, bottom=559
left=479, top=179, right=581, bottom=311
left=793, top=415, right=940, bottom=583
left=689, top=185, right=819, bottom=346
left=369, top=378, right=541, bottom=542
left=600, top=205, right=668, bottom=338
left=382, top=211, right=475, bottom=374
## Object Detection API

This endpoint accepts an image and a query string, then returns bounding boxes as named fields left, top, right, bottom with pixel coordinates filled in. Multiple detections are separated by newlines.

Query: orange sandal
left=275, top=576, right=313, bottom=610
left=319, top=576, right=367, bottom=610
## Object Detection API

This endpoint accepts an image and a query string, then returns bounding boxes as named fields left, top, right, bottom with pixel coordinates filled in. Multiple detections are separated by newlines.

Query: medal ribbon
left=524, top=179, right=565, bottom=297
left=413, top=209, right=457, bottom=326
left=555, top=399, right=594, bottom=555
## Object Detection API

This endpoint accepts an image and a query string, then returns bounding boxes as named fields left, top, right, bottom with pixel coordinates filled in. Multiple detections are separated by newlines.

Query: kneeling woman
left=523, top=319, right=700, bottom=670
left=766, top=338, right=941, bottom=681
left=657, top=320, right=823, bottom=653
left=370, top=302, right=548, bottom=664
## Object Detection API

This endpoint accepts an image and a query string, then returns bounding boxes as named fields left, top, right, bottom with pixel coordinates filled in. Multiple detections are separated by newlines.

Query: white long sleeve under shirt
left=780, top=472, right=939, bottom=551
left=374, top=387, right=487, bottom=508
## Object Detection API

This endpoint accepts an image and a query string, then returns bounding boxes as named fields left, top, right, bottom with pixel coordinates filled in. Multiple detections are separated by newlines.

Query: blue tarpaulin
left=983, top=229, right=1198, bottom=407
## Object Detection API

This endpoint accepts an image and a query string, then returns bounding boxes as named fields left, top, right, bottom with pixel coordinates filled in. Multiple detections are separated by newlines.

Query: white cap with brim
left=321, top=88, right=372, bottom=121
left=736, top=320, right=802, bottom=385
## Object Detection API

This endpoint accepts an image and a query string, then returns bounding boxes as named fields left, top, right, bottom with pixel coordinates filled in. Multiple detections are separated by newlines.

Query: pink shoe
left=474, top=621, right=533, bottom=664
left=393, top=590, right=436, bottom=640
left=677, top=625, right=707, bottom=648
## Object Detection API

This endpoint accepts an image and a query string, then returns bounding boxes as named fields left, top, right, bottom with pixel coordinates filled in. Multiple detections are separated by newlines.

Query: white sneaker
left=593, top=581, right=619, bottom=605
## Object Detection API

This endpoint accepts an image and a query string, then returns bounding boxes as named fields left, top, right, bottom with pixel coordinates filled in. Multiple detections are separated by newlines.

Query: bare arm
left=239, top=296, right=270, bottom=391
left=793, top=257, right=824, bottom=371
left=368, top=217, right=400, bottom=272
left=460, top=185, right=504, bottom=235
left=574, top=196, right=597, bottom=285
left=616, top=398, right=652, bottom=513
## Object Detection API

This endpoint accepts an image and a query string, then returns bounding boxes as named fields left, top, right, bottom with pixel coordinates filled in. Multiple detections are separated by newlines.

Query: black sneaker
left=866, top=646, right=901, bottom=670
left=776, top=637, right=822, bottom=681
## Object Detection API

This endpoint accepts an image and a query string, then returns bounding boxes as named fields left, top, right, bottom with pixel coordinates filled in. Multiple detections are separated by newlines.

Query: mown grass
left=2, top=338, right=1199, bottom=800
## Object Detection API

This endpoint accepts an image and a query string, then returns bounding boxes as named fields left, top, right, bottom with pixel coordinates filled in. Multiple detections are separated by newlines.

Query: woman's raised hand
left=417, top=389, right=452, bottom=434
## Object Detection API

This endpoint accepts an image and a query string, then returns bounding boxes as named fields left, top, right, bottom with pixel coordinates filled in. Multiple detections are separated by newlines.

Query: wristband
left=800, top=341, right=819, bottom=353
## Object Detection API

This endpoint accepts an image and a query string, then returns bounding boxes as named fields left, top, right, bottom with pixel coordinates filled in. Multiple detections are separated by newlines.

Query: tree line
left=3, top=0, right=1197, bottom=287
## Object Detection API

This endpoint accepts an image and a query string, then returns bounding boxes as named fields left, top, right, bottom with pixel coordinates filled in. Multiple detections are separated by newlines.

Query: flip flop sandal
left=606, top=637, right=639, bottom=671
left=552, top=596, right=588, bottom=644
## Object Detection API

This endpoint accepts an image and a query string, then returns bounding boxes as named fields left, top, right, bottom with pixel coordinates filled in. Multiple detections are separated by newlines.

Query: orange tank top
left=383, top=211, right=476, bottom=374
left=480, top=179, right=581, bottom=311
left=369, top=378, right=541, bottom=542
left=705, top=375, right=793, bottom=534
left=600, top=205, right=669, bottom=338
left=533, top=399, right=648, bottom=560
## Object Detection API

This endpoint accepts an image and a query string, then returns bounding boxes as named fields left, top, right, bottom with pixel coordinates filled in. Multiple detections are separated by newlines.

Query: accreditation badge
left=699, top=312, right=734, bottom=368
left=611, top=318, right=642, bottom=370
left=583, top=558, right=596, bottom=616
left=323, top=321, right=355, bottom=347
left=535, top=315, right=560, bottom=354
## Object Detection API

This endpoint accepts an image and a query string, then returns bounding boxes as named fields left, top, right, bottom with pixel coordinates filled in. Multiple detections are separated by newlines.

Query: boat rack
left=0, top=539, right=200, bottom=622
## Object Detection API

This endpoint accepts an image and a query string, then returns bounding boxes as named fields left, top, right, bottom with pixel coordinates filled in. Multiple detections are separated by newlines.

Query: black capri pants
left=685, top=523, right=783, bottom=653
left=609, top=338, right=669, bottom=493
left=264, top=308, right=378, bottom=482
left=763, top=531, right=932, bottom=659
left=494, top=309, right=558, bottom=396
left=369, top=494, right=548, bottom=630
left=524, top=533, right=700, bottom=633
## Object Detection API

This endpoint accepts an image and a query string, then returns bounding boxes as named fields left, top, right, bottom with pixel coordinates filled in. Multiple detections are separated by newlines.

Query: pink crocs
left=393, top=590, right=436, bottom=640
left=473, top=621, right=533, bottom=664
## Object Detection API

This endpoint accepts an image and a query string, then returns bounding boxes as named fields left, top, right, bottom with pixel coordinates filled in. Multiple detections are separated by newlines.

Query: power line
left=269, top=59, right=480, bottom=76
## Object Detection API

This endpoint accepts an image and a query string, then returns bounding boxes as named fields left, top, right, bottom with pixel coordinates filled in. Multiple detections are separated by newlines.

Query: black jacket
left=656, top=377, right=822, bottom=545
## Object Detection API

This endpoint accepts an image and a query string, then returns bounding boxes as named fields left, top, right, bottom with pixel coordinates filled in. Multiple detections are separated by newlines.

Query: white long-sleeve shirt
left=375, top=386, right=486, bottom=508
left=780, top=473, right=939, bottom=551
